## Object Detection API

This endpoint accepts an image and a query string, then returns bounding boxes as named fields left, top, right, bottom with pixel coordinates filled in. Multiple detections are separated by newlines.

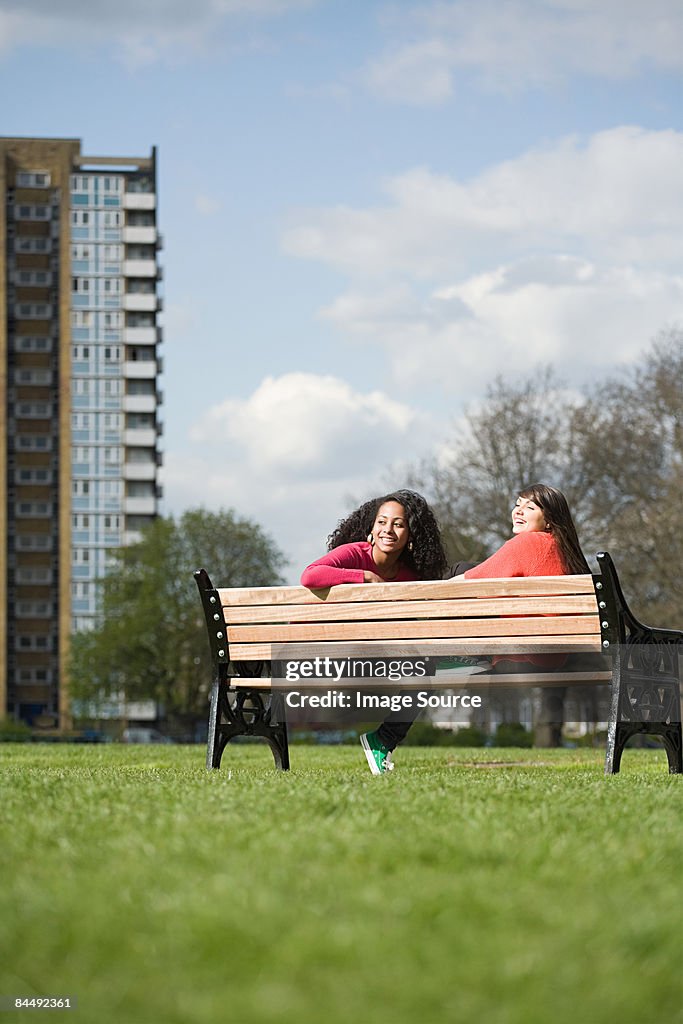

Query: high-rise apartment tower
left=0, top=137, right=163, bottom=728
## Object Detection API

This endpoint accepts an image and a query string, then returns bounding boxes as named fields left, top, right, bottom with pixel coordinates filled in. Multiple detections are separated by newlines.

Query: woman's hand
left=363, top=570, right=385, bottom=583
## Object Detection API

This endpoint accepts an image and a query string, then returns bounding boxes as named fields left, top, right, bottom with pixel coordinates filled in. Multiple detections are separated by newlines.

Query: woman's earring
left=408, top=541, right=414, bottom=552
left=367, top=533, right=374, bottom=545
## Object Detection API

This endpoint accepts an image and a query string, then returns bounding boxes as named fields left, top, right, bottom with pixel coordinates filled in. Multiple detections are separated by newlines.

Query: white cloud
left=165, top=372, right=439, bottom=579
left=286, top=127, right=683, bottom=394
left=285, top=128, right=683, bottom=277
left=0, top=0, right=315, bottom=63
left=189, top=372, right=426, bottom=478
left=364, top=0, right=683, bottom=103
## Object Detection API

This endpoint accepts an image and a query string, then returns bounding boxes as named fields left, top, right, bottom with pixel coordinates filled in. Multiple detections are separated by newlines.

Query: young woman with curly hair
left=300, top=489, right=448, bottom=588
left=300, top=490, right=448, bottom=775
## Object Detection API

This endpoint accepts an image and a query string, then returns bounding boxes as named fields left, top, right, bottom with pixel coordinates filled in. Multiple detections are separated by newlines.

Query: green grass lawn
left=0, top=743, right=681, bottom=1024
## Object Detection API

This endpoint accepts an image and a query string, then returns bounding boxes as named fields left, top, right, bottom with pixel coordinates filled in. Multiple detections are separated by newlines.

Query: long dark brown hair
left=518, top=483, right=590, bottom=574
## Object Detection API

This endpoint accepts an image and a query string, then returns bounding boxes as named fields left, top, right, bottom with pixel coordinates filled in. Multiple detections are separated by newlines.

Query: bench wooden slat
left=229, top=670, right=612, bottom=690
left=229, top=634, right=602, bottom=660
left=227, top=614, right=599, bottom=644
left=218, top=574, right=595, bottom=607
left=222, top=594, right=599, bottom=624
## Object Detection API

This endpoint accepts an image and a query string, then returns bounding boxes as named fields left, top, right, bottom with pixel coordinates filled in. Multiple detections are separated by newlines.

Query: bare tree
left=412, top=329, right=683, bottom=627
left=413, top=366, right=588, bottom=567
left=409, top=330, right=682, bottom=747
left=575, top=329, right=683, bottom=626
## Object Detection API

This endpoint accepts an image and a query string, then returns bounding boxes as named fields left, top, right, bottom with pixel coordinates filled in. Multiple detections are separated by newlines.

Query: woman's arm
left=300, top=543, right=370, bottom=588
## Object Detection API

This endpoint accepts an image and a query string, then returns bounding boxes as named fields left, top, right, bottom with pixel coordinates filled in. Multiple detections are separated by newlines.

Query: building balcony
left=123, top=226, right=157, bottom=245
left=123, top=293, right=157, bottom=312
left=124, top=463, right=156, bottom=481
left=123, top=193, right=156, bottom=210
left=124, top=428, right=157, bottom=446
left=123, top=259, right=157, bottom=277
left=124, top=326, right=157, bottom=344
left=124, top=496, right=157, bottom=515
left=123, top=395, right=157, bottom=414
left=123, top=360, right=157, bottom=379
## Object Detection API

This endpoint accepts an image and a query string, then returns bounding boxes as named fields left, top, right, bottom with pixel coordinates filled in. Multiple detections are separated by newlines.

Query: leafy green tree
left=70, top=509, right=287, bottom=726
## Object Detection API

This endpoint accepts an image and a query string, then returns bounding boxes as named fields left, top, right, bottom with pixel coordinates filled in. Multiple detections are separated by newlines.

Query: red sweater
left=464, top=531, right=569, bottom=668
left=463, top=531, right=568, bottom=580
left=300, top=541, right=419, bottom=588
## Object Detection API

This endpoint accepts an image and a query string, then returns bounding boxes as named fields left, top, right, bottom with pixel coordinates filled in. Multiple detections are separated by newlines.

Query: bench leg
left=266, top=691, right=290, bottom=771
left=205, top=682, right=290, bottom=771
left=605, top=721, right=683, bottom=775
left=206, top=681, right=229, bottom=770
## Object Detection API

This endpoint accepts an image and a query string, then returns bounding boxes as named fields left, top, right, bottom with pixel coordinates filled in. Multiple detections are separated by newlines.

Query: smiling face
left=511, top=495, right=548, bottom=534
left=370, top=501, right=410, bottom=558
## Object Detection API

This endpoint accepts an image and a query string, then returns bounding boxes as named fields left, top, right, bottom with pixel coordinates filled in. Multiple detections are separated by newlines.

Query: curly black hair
left=327, top=489, right=448, bottom=580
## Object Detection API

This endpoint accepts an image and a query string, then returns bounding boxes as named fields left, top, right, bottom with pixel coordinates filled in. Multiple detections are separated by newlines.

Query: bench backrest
left=210, top=575, right=602, bottom=663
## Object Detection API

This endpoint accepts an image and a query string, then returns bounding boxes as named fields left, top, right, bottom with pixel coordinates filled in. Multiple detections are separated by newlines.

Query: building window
left=14, top=336, right=52, bottom=352
left=16, top=237, right=51, bottom=253
left=16, top=170, right=51, bottom=187
left=14, top=368, right=52, bottom=386
left=16, top=468, right=52, bottom=484
left=16, top=601, right=52, bottom=618
left=16, top=269, right=51, bottom=286
left=17, top=402, right=52, bottom=418
left=15, top=436, right=52, bottom=451
left=16, top=534, right=52, bottom=551
left=16, top=204, right=50, bottom=221
left=15, top=303, right=52, bottom=319
left=16, top=567, right=53, bottom=584
left=16, top=501, right=51, bottom=517
left=16, top=668, right=54, bottom=685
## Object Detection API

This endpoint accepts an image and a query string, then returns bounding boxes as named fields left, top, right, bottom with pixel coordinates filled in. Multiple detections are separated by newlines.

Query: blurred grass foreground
left=1, top=744, right=681, bottom=1024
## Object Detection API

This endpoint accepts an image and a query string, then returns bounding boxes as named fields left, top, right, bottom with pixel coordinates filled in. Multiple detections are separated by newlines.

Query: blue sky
left=3, top=0, right=683, bottom=580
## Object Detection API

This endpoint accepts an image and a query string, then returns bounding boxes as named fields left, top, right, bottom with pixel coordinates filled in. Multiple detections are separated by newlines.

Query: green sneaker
left=360, top=731, right=394, bottom=775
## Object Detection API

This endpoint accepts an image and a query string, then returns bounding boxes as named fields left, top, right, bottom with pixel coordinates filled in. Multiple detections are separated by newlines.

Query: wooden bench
left=194, top=552, right=682, bottom=775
